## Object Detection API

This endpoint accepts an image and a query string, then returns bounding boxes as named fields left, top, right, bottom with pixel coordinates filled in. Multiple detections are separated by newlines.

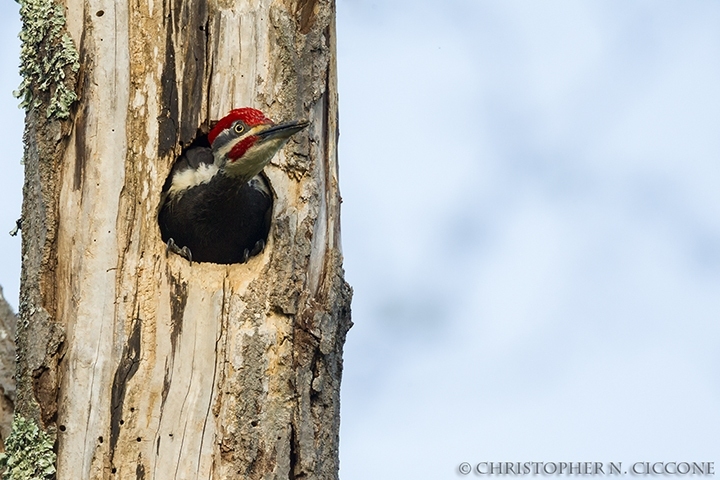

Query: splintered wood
left=16, top=0, right=350, bottom=478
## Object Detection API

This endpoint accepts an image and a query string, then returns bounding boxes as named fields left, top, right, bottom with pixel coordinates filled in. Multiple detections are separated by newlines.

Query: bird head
left=208, top=108, right=309, bottom=181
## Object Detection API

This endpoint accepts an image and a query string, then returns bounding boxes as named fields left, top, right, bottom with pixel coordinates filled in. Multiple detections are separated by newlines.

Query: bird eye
left=234, top=123, right=244, bottom=134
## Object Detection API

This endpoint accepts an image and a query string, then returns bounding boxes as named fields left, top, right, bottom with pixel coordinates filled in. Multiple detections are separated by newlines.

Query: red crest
left=208, top=108, right=272, bottom=145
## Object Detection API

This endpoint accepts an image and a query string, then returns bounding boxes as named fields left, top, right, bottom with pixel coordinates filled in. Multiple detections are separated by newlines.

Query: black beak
left=256, top=120, right=309, bottom=142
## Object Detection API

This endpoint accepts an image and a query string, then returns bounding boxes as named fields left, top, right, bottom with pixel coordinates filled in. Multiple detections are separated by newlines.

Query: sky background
left=1, top=1, right=719, bottom=479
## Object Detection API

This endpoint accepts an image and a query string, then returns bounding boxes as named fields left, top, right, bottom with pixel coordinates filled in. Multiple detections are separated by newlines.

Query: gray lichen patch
left=0, top=416, right=56, bottom=479
left=16, top=0, right=80, bottom=120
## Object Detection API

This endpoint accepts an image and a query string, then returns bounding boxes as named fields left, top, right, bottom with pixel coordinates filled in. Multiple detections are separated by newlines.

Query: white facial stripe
left=213, top=125, right=265, bottom=164
left=168, top=163, right=220, bottom=196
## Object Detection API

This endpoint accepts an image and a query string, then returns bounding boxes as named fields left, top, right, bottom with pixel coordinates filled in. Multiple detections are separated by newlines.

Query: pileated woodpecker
left=159, top=108, right=308, bottom=264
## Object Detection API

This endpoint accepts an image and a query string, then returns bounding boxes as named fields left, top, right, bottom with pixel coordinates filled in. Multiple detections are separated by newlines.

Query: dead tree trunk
left=15, top=0, right=350, bottom=478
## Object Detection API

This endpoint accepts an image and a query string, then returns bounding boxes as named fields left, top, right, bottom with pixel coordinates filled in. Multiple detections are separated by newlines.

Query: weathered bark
left=17, top=0, right=350, bottom=478
left=0, top=287, right=16, bottom=450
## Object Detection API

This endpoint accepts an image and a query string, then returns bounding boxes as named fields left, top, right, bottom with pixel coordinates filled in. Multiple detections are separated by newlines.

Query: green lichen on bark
left=15, top=0, right=79, bottom=120
left=0, top=416, right=56, bottom=480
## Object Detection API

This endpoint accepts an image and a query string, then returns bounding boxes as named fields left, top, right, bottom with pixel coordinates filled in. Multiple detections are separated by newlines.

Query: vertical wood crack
left=109, top=316, right=142, bottom=464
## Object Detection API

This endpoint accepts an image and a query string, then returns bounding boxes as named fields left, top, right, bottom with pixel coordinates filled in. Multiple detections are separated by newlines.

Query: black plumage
left=158, top=142, right=273, bottom=265
left=158, top=108, right=307, bottom=264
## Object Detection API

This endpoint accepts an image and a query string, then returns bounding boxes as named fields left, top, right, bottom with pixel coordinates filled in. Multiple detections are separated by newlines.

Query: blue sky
left=336, top=1, right=719, bottom=478
left=1, top=1, right=719, bottom=478
left=0, top=1, right=23, bottom=311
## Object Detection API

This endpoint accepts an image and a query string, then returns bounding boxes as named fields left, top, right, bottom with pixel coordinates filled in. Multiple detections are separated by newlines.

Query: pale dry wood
left=18, top=0, right=349, bottom=478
